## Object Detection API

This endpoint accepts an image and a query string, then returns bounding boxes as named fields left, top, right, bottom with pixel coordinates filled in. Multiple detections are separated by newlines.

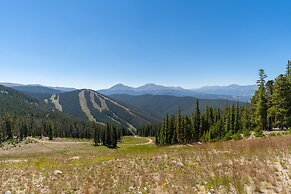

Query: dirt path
left=32, top=136, right=153, bottom=147
left=134, top=136, right=154, bottom=145
left=30, top=138, right=90, bottom=145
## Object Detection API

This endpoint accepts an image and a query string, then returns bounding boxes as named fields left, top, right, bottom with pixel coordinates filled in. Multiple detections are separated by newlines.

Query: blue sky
left=0, top=0, right=290, bottom=89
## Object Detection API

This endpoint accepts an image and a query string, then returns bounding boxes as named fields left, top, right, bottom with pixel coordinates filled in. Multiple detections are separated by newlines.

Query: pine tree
left=176, top=107, right=184, bottom=143
left=230, top=104, right=235, bottom=133
left=104, top=123, right=112, bottom=147
left=112, top=126, right=118, bottom=148
left=241, top=105, right=251, bottom=136
left=4, top=113, right=14, bottom=140
left=184, top=116, right=192, bottom=143
left=93, top=124, right=100, bottom=146
left=255, top=69, right=268, bottom=130
left=234, top=101, right=241, bottom=133
left=266, top=80, right=275, bottom=130
left=270, top=74, right=289, bottom=130
left=224, top=102, right=230, bottom=135
left=169, top=115, right=176, bottom=144
left=286, top=61, right=291, bottom=128
left=193, top=99, right=201, bottom=141
left=155, top=126, right=160, bottom=145
left=165, top=114, right=170, bottom=144
left=286, top=60, right=291, bottom=78
left=48, top=122, right=53, bottom=140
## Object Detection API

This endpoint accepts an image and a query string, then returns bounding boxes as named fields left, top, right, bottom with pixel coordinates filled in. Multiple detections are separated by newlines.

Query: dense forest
left=154, top=61, right=291, bottom=145
left=0, top=85, right=128, bottom=148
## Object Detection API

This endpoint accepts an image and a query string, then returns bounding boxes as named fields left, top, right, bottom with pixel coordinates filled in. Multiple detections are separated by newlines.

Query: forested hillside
left=46, top=89, right=152, bottom=130
left=110, top=94, right=244, bottom=121
left=0, top=85, right=126, bottom=148
left=154, top=62, right=291, bottom=145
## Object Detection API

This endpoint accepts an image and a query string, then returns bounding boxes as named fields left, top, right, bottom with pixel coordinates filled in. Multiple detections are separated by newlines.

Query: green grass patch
left=120, top=136, right=150, bottom=145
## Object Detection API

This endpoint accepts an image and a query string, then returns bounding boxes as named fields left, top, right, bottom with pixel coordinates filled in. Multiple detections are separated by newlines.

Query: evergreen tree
left=176, top=107, right=184, bottom=143
left=270, top=75, right=289, bottom=129
left=230, top=104, right=235, bottom=133
left=193, top=99, right=201, bottom=141
left=266, top=80, right=275, bottom=130
left=224, top=102, right=230, bottom=136
left=234, top=101, right=241, bottom=133
left=241, top=105, right=251, bottom=136
left=93, top=124, right=100, bottom=146
left=255, top=69, right=268, bottom=130
left=286, top=60, right=291, bottom=78
left=184, top=116, right=192, bottom=143
left=286, top=61, right=291, bottom=128
left=4, top=113, right=14, bottom=140
left=112, top=126, right=118, bottom=148
left=48, top=122, right=53, bottom=140
left=169, top=115, right=177, bottom=144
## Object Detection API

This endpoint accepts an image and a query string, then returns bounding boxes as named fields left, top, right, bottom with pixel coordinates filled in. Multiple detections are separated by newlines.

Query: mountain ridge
left=110, top=94, right=246, bottom=121
left=45, top=89, right=152, bottom=130
left=99, top=83, right=255, bottom=102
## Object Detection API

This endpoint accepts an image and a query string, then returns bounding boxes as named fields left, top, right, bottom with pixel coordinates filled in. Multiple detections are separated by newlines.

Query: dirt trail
left=32, top=136, right=153, bottom=146
left=30, top=138, right=90, bottom=145
left=133, top=136, right=154, bottom=145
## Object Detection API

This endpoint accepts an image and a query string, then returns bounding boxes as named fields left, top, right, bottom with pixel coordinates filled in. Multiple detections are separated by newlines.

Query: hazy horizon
left=1, top=0, right=290, bottom=89
left=0, top=81, right=258, bottom=91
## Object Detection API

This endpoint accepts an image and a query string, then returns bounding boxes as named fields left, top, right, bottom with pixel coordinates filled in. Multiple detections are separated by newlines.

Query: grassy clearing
left=0, top=135, right=290, bottom=193
left=120, top=136, right=150, bottom=145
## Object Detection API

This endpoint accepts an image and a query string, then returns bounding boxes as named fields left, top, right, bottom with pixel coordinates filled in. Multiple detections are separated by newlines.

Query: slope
left=46, top=89, right=152, bottom=130
left=110, top=94, right=246, bottom=121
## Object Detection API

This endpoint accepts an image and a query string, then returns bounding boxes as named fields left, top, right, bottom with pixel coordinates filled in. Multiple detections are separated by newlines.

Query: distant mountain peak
left=108, top=84, right=134, bottom=92
left=99, top=83, right=256, bottom=102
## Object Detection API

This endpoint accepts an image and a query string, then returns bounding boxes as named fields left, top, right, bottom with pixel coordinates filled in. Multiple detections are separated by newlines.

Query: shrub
left=232, top=133, right=243, bottom=141
left=243, top=129, right=251, bottom=138
left=254, top=126, right=264, bottom=137
left=268, top=133, right=276, bottom=137
left=224, top=131, right=232, bottom=141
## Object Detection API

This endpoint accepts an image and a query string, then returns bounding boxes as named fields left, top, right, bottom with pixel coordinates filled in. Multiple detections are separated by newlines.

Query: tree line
left=0, top=112, right=127, bottom=148
left=154, top=61, right=291, bottom=145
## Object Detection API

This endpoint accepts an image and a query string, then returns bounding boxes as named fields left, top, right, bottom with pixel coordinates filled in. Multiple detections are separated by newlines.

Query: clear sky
left=0, top=0, right=290, bottom=89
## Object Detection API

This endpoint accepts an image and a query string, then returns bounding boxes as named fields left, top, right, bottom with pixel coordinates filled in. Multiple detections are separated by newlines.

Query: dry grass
left=0, top=135, right=290, bottom=193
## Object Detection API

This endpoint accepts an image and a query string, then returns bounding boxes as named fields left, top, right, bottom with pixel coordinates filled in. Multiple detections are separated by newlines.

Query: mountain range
left=1, top=82, right=256, bottom=102
left=0, top=82, right=253, bottom=129
left=0, top=83, right=76, bottom=93
left=99, top=83, right=256, bottom=102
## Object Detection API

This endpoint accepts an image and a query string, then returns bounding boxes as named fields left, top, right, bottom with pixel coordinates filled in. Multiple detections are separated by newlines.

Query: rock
left=70, top=156, right=80, bottom=160
left=5, top=191, right=12, bottom=194
left=53, top=170, right=63, bottom=175
left=128, top=186, right=134, bottom=191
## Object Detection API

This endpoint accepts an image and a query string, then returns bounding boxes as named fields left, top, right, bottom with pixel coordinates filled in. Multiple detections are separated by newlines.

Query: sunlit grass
left=0, top=135, right=290, bottom=193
